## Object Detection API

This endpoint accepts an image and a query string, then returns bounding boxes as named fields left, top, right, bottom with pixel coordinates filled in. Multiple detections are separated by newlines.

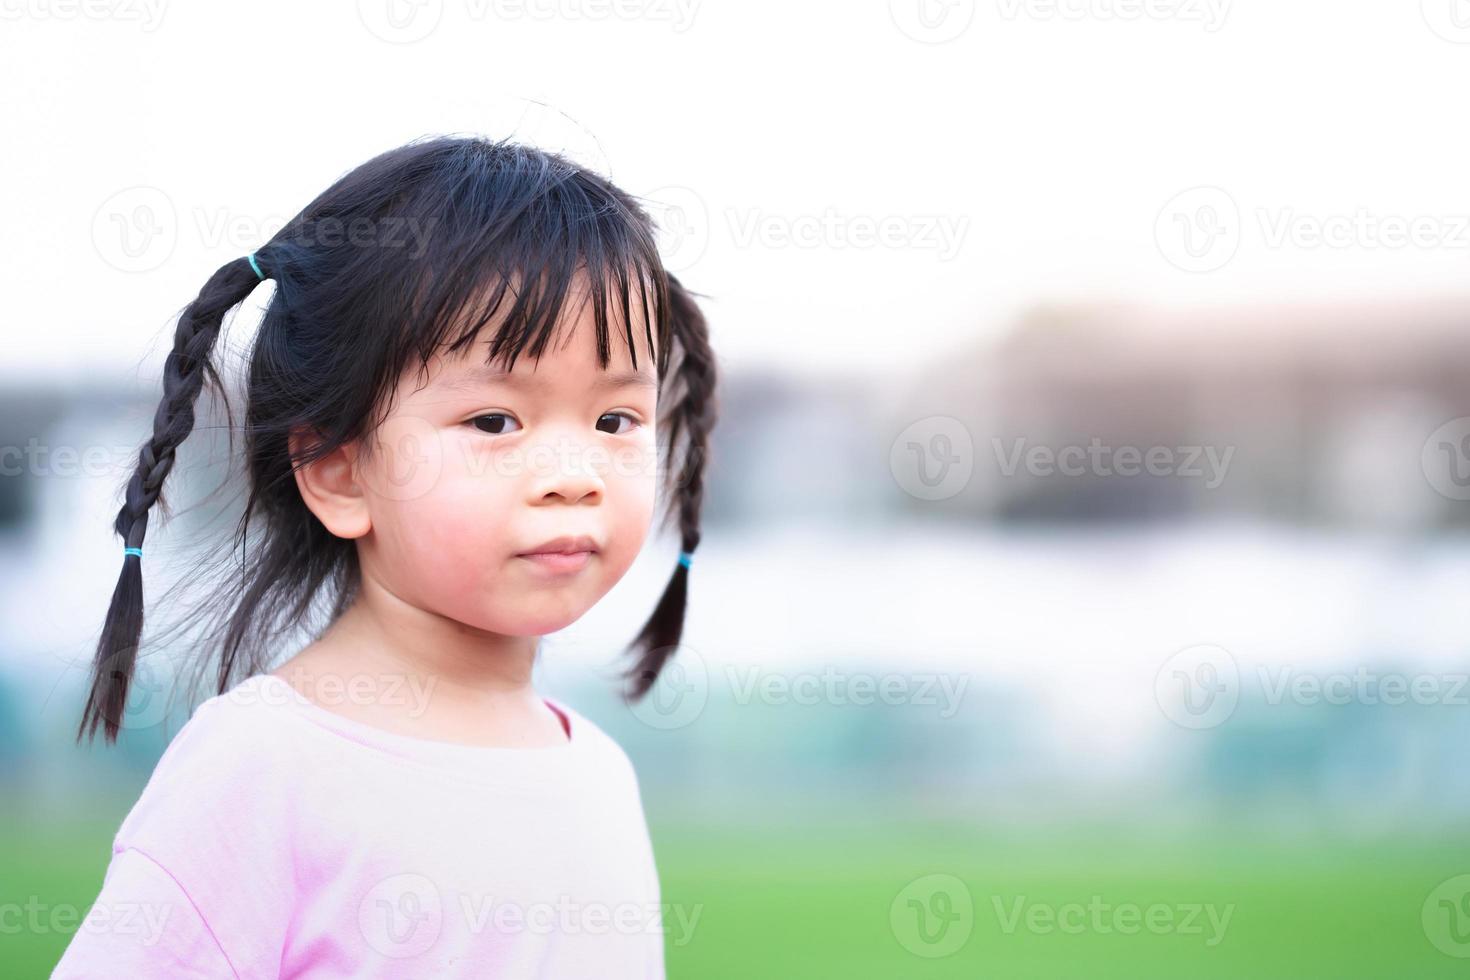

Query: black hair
left=77, top=134, right=718, bottom=744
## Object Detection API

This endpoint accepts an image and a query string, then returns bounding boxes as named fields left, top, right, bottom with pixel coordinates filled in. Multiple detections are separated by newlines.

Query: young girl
left=52, top=135, right=718, bottom=978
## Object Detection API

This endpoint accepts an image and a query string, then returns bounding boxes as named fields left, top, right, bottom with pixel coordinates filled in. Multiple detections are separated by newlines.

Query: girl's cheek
left=606, top=467, right=659, bottom=561
left=368, top=451, right=506, bottom=554
left=423, top=472, right=515, bottom=548
left=604, top=438, right=656, bottom=490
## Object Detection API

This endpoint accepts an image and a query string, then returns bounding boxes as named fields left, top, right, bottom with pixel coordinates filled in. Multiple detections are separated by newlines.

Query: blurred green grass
left=655, top=818, right=1470, bottom=979
left=6, top=808, right=1469, bottom=977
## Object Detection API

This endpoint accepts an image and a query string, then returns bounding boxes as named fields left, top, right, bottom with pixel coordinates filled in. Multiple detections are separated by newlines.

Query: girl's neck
left=331, top=572, right=540, bottom=693
left=269, top=571, right=567, bottom=748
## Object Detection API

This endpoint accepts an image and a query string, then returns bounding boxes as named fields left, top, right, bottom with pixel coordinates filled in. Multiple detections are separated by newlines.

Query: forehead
left=425, top=271, right=660, bottom=392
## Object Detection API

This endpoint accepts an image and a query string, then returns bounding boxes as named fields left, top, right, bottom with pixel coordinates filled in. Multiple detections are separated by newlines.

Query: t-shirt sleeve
left=50, top=846, right=237, bottom=978
left=52, top=693, right=298, bottom=979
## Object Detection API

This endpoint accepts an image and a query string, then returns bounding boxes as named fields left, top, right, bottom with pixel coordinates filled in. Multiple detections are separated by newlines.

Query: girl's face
left=348, top=295, right=661, bottom=637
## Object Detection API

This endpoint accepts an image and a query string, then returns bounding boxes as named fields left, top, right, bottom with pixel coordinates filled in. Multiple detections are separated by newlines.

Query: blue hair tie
left=678, top=551, right=693, bottom=569
left=123, top=547, right=143, bottom=559
left=247, top=252, right=264, bottom=280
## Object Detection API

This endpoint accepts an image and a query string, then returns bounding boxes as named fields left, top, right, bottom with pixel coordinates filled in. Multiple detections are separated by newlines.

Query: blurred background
left=6, top=2, right=1470, bottom=977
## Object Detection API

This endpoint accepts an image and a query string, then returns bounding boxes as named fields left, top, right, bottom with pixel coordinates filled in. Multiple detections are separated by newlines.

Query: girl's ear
left=289, top=428, right=371, bottom=540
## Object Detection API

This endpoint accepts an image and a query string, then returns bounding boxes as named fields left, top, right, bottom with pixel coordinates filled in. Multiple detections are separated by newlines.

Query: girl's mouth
left=516, top=551, right=594, bottom=575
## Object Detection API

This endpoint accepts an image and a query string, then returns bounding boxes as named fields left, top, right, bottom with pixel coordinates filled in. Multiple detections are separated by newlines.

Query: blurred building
left=897, top=296, right=1470, bottom=530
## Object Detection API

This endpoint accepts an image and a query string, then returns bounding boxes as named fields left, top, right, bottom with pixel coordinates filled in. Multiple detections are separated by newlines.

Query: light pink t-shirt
left=51, top=673, right=666, bottom=979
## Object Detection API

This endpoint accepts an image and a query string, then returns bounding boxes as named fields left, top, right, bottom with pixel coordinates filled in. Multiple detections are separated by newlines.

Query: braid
left=77, top=254, right=267, bottom=744
left=621, top=272, right=719, bottom=700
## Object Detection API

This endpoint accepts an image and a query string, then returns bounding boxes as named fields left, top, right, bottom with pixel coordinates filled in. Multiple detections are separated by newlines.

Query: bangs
left=366, top=138, right=669, bottom=408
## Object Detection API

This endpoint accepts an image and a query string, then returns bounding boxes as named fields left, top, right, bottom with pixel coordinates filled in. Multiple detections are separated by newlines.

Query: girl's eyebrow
left=437, top=364, right=657, bottom=392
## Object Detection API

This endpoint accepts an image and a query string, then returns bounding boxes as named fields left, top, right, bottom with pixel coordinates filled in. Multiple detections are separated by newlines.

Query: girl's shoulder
left=143, top=672, right=296, bottom=769
left=98, top=674, right=304, bottom=977
left=112, top=675, right=301, bottom=843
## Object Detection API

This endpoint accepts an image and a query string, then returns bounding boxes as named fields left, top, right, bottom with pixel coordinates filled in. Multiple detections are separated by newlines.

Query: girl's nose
left=526, top=434, right=606, bottom=504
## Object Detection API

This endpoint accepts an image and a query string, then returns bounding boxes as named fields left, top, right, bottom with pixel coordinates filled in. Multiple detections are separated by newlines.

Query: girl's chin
left=482, top=604, right=587, bottom=638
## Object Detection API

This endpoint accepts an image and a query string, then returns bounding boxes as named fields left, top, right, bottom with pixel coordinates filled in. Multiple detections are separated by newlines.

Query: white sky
left=3, top=0, right=1470, bottom=383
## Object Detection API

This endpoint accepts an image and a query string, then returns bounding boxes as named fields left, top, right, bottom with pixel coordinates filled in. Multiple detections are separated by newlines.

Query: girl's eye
left=467, top=413, right=642, bottom=436
left=597, top=412, right=642, bottom=436
left=470, top=414, right=520, bottom=435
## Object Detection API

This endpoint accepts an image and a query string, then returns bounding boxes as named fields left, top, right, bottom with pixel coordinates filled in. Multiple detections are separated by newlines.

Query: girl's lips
left=516, top=550, right=593, bottom=575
